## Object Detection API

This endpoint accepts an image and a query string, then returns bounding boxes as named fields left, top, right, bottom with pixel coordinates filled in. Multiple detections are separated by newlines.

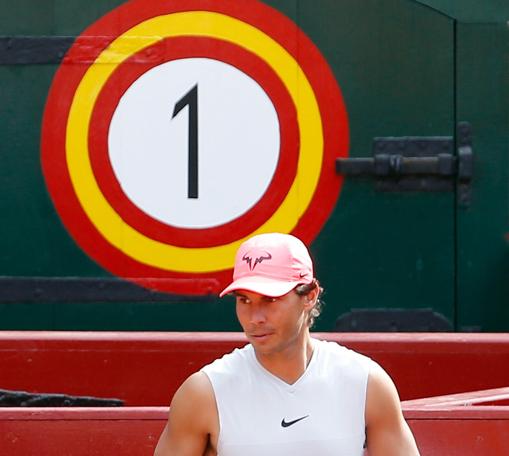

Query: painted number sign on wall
left=41, top=0, right=349, bottom=295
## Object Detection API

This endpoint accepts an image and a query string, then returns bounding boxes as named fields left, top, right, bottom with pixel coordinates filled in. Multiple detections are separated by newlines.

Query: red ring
left=89, top=36, right=299, bottom=248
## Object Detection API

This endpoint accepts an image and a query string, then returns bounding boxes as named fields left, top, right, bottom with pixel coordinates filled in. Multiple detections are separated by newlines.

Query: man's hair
left=294, top=278, right=324, bottom=328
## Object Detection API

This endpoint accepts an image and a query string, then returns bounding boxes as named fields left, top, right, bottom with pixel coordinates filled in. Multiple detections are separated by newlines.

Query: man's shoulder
left=166, top=371, right=217, bottom=429
left=174, top=371, right=214, bottom=404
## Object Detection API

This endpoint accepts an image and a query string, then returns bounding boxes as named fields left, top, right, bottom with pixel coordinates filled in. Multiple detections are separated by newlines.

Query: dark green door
left=305, top=0, right=456, bottom=330
left=454, top=8, right=509, bottom=331
left=0, top=0, right=507, bottom=331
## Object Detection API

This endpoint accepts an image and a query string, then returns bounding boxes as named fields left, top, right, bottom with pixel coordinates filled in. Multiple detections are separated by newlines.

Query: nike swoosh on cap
left=281, top=415, right=309, bottom=428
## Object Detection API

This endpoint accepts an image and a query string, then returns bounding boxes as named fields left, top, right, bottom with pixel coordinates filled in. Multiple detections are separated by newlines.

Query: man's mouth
left=249, top=332, right=274, bottom=340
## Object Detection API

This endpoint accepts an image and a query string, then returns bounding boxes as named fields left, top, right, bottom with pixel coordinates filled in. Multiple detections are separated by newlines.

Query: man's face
left=234, top=288, right=316, bottom=356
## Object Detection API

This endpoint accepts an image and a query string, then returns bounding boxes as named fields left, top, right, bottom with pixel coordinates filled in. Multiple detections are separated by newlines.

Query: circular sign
left=41, top=0, right=349, bottom=295
left=109, top=58, right=280, bottom=228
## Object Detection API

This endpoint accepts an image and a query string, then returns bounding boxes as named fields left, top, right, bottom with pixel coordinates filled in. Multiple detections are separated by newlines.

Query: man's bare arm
left=365, top=362, right=420, bottom=456
left=154, top=372, right=217, bottom=456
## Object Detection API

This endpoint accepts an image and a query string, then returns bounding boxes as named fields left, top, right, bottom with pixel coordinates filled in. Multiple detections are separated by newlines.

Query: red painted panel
left=1, top=332, right=509, bottom=404
left=410, top=420, right=509, bottom=455
left=1, top=407, right=509, bottom=456
left=0, top=408, right=167, bottom=456
left=405, top=407, right=509, bottom=456
left=0, top=332, right=246, bottom=406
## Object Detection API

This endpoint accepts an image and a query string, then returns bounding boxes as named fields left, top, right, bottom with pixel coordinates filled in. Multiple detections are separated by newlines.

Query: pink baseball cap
left=219, top=232, right=314, bottom=297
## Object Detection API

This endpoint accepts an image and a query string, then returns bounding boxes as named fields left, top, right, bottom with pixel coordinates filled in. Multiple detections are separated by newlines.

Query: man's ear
left=303, top=287, right=318, bottom=309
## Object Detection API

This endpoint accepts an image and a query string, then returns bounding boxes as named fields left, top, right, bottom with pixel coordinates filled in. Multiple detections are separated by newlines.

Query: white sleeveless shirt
left=201, top=338, right=372, bottom=456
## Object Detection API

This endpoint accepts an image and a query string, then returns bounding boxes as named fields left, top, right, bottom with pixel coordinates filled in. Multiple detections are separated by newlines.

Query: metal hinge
left=336, top=122, right=473, bottom=206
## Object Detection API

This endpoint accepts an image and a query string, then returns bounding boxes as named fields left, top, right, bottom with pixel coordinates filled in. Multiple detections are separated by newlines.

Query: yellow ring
left=66, top=11, right=323, bottom=272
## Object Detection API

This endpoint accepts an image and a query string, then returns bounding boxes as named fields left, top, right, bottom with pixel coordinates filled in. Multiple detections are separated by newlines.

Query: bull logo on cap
left=242, top=251, right=272, bottom=271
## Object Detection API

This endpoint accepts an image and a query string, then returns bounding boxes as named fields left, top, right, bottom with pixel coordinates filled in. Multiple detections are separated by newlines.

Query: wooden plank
left=408, top=418, right=509, bottom=455
left=404, top=387, right=509, bottom=408
left=0, top=408, right=167, bottom=455
left=1, top=406, right=509, bottom=455
left=1, top=332, right=509, bottom=404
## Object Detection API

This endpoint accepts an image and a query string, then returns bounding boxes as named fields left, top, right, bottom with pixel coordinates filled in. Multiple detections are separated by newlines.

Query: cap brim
left=219, top=276, right=302, bottom=298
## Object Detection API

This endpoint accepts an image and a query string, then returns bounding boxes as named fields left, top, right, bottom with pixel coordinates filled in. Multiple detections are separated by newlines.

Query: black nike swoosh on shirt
left=281, top=415, right=309, bottom=428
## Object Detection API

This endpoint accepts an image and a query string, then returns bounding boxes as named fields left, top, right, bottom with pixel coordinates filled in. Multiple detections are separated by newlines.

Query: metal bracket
left=336, top=123, right=473, bottom=205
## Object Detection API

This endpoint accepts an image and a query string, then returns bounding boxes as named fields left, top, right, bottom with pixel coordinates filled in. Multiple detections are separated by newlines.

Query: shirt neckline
left=248, top=338, right=320, bottom=390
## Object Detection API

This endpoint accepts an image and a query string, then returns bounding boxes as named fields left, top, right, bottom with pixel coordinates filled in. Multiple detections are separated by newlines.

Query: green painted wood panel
left=296, top=0, right=455, bottom=329
left=456, top=23, right=509, bottom=331
left=1, top=0, right=506, bottom=331
left=416, top=0, right=509, bottom=23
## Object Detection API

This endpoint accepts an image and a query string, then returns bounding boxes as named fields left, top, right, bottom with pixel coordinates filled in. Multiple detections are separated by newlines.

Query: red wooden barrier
left=1, top=332, right=509, bottom=455
left=402, top=388, right=509, bottom=454
left=1, top=406, right=508, bottom=455
left=0, top=408, right=167, bottom=456
left=406, top=408, right=509, bottom=455
left=1, top=331, right=508, bottom=404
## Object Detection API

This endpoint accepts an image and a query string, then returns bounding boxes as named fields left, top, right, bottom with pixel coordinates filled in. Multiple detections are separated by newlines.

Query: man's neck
left=254, top=332, right=315, bottom=385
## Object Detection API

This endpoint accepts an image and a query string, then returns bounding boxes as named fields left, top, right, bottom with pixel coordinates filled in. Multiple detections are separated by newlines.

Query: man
left=155, top=232, right=420, bottom=455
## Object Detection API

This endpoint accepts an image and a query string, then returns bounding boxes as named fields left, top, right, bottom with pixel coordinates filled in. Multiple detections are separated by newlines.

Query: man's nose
left=250, top=304, right=266, bottom=324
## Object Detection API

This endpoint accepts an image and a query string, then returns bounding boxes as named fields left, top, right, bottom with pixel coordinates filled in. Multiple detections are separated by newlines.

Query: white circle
left=108, top=58, right=280, bottom=228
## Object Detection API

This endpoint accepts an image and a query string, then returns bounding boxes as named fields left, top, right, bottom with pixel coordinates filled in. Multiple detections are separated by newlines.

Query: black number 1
left=172, top=84, right=198, bottom=199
